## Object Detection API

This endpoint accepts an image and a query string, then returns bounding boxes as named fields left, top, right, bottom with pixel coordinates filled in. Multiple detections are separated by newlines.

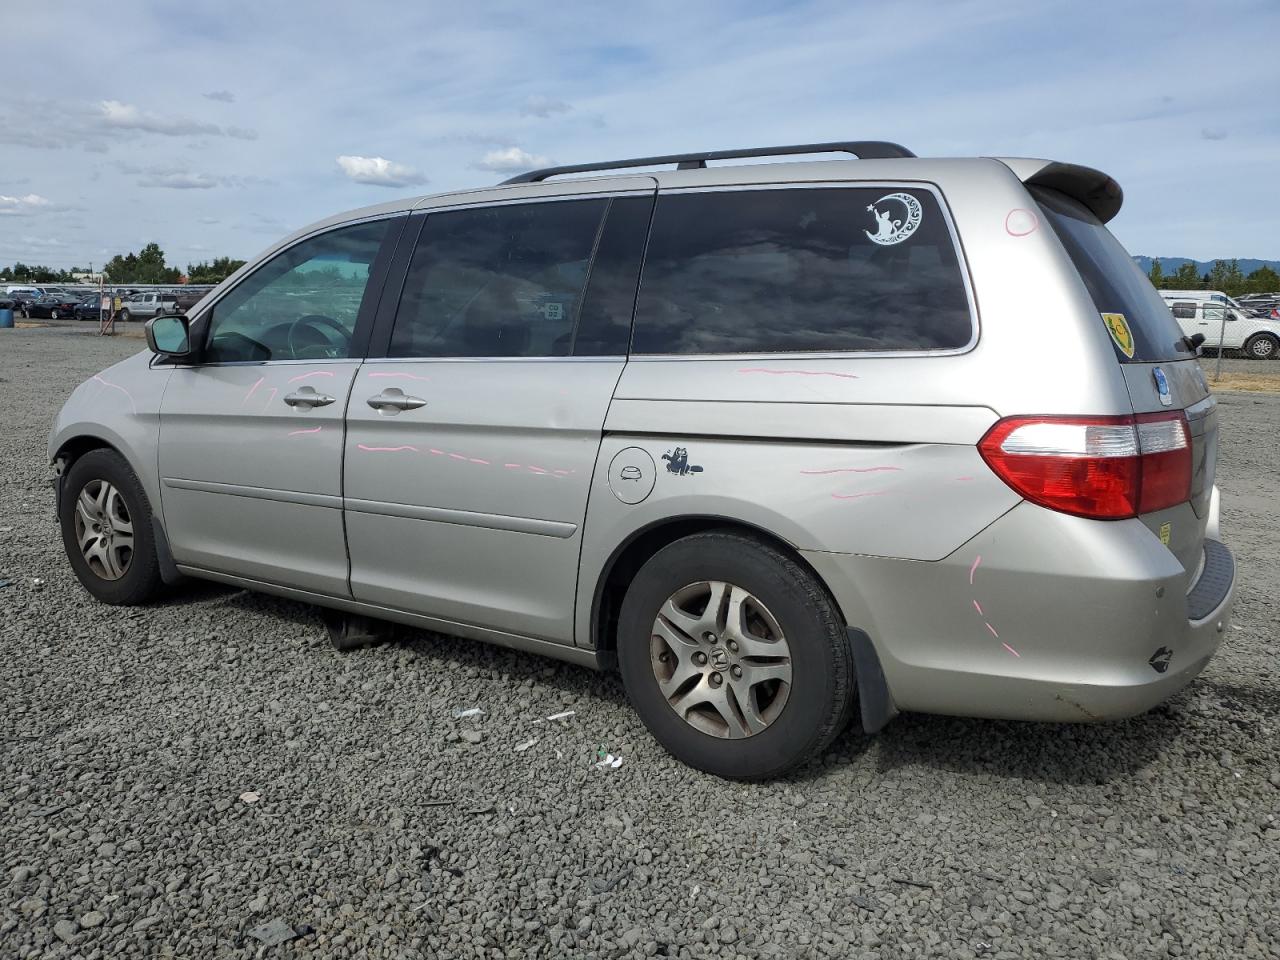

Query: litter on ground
left=514, top=737, right=538, bottom=753
left=452, top=706, right=484, bottom=719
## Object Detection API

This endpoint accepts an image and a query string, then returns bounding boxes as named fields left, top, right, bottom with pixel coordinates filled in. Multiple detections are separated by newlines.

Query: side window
left=388, top=198, right=607, bottom=358
left=1203, top=305, right=1225, bottom=323
left=1170, top=302, right=1196, bottom=320
left=204, top=219, right=390, bottom=363
left=632, top=187, right=973, bottom=355
left=574, top=195, right=654, bottom=355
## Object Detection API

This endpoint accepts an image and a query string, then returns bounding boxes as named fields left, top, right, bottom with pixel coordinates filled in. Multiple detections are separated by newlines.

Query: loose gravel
left=3, top=324, right=1279, bottom=959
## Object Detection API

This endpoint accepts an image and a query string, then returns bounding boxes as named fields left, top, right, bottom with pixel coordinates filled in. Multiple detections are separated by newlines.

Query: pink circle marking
left=1005, top=208, right=1038, bottom=237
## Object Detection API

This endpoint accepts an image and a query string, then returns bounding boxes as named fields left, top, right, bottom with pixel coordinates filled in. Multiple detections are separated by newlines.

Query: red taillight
left=978, top=412, right=1191, bottom=520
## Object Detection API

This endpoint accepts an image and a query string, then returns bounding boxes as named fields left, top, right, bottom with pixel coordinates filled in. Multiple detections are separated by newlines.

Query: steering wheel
left=286, top=314, right=350, bottom=358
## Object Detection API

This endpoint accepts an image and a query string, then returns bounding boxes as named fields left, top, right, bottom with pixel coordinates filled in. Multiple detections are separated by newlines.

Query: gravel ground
left=2, top=324, right=1279, bottom=960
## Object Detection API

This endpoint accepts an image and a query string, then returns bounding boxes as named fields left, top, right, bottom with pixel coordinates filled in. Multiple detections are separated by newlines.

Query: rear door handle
left=284, top=387, right=336, bottom=407
left=367, top=390, right=427, bottom=412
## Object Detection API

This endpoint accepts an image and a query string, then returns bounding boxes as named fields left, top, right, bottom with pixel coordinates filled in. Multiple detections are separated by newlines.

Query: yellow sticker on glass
left=1159, top=521, right=1172, bottom=546
left=1102, top=312, right=1135, bottom=358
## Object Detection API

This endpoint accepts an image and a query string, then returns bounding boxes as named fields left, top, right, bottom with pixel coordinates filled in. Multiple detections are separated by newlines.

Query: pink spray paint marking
left=358, top=444, right=419, bottom=453
left=449, top=453, right=468, bottom=461
left=469, top=458, right=490, bottom=465
left=973, top=599, right=984, bottom=616
left=287, top=370, right=335, bottom=384
left=92, top=375, right=137, bottom=415
left=429, top=448, right=445, bottom=456
left=738, top=367, right=859, bottom=380
left=985, top=621, right=1000, bottom=638
left=1001, top=642, right=1021, bottom=658
left=1004, top=208, right=1039, bottom=237
left=504, top=463, right=522, bottom=469
left=242, top=376, right=265, bottom=405
left=800, top=466, right=901, bottom=476
left=968, top=555, right=982, bottom=586
left=288, top=426, right=322, bottom=436
left=261, top=387, right=278, bottom=410
left=369, top=371, right=431, bottom=381
left=831, top=490, right=890, bottom=501
left=952, top=476, right=975, bottom=482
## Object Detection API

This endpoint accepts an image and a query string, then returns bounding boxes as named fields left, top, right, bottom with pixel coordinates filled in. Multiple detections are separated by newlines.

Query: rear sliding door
left=343, top=188, right=653, bottom=643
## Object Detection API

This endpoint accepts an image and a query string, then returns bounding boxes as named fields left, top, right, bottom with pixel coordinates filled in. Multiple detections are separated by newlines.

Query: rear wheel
left=59, top=449, right=163, bottom=604
left=50, top=308, right=60, bottom=319
left=1244, top=333, right=1278, bottom=360
left=617, top=530, right=854, bottom=779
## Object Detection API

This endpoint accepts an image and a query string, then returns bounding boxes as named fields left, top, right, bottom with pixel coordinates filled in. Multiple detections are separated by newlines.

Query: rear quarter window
left=1034, top=187, right=1189, bottom=363
left=631, top=186, right=973, bottom=355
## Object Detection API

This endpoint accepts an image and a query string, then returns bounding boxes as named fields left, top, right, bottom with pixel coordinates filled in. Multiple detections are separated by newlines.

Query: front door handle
left=284, top=387, right=336, bottom=408
left=367, top=389, right=427, bottom=412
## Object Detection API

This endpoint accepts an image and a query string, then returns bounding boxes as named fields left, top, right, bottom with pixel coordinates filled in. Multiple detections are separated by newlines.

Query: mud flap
left=847, top=627, right=897, bottom=733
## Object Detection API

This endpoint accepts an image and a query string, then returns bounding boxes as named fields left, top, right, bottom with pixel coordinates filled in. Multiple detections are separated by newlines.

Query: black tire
left=59, top=449, right=163, bottom=605
left=50, top=309, right=60, bottom=319
left=617, top=530, right=855, bottom=779
left=118, top=308, right=131, bottom=323
left=1243, top=334, right=1279, bottom=360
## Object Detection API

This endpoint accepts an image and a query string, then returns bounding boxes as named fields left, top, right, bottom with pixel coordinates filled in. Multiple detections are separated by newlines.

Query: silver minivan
left=50, top=142, right=1237, bottom=778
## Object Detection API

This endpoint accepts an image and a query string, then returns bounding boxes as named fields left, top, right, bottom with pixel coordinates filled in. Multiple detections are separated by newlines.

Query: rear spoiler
left=994, top=158, right=1124, bottom=223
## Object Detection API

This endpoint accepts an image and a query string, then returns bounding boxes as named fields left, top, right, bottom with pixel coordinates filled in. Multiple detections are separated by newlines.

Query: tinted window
left=204, top=219, right=389, bottom=363
left=573, top=195, right=654, bottom=355
left=631, top=187, right=972, bottom=354
left=389, top=198, right=607, bottom=358
left=1034, top=187, right=1188, bottom=362
left=1170, top=302, right=1196, bottom=320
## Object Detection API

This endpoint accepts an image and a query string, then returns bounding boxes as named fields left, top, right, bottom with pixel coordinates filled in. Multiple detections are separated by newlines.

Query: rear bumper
left=804, top=501, right=1236, bottom=725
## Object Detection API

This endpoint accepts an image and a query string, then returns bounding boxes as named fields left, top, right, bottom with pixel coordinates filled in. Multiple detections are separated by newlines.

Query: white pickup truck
left=116, top=292, right=178, bottom=322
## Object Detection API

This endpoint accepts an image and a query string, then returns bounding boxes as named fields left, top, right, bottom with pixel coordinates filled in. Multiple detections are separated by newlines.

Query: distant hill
left=1132, top=256, right=1280, bottom=276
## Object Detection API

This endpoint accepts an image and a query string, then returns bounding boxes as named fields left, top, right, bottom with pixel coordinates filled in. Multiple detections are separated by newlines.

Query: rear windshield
left=1034, top=187, right=1188, bottom=363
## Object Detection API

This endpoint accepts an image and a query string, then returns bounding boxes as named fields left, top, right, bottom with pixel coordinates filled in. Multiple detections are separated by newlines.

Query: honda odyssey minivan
left=50, top=141, right=1236, bottom=778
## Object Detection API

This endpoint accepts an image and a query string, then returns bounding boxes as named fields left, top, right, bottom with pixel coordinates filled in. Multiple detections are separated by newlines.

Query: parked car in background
left=74, top=296, right=104, bottom=321
left=10, top=291, right=41, bottom=316
left=116, top=292, right=178, bottom=322
left=24, top=294, right=82, bottom=319
left=1158, top=290, right=1280, bottom=359
left=51, top=141, right=1237, bottom=779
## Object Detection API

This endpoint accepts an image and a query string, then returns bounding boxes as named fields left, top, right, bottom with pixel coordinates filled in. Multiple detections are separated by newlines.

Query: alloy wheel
left=649, top=580, right=793, bottom=739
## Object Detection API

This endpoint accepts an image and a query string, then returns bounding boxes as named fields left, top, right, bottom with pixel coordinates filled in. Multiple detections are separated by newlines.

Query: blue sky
left=2, top=0, right=1277, bottom=271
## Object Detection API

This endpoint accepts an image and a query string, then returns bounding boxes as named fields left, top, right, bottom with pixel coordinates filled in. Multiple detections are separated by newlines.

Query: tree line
left=1147, top=258, right=1280, bottom=297
left=1, top=243, right=246, bottom=285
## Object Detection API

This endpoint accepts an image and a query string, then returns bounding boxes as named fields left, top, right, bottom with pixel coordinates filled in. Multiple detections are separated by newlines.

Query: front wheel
left=50, top=309, right=60, bottom=319
left=617, top=530, right=855, bottom=779
left=1244, top=334, right=1279, bottom=360
left=60, top=449, right=163, bottom=604
left=118, top=308, right=131, bottom=323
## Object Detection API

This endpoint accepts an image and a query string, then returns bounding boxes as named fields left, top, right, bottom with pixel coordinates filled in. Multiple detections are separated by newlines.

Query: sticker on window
left=1101, top=312, right=1135, bottom=359
left=864, top=193, right=923, bottom=246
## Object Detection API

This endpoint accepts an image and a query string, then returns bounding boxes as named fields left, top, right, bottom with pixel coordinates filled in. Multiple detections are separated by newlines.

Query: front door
left=159, top=217, right=401, bottom=594
left=344, top=189, right=654, bottom=642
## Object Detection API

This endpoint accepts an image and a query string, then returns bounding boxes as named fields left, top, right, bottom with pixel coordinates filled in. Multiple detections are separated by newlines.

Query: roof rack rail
left=499, top=141, right=916, bottom=185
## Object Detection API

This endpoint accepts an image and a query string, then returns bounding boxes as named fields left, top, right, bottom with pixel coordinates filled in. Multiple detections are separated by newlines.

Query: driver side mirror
left=145, top=314, right=193, bottom=358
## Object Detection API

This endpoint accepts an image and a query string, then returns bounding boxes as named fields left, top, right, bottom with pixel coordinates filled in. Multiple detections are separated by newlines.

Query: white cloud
left=473, top=147, right=550, bottom=173
left=203, top=90, right=236, bottom=103
left=521, top=94, right=571, bottom=118
left=0, top=193, right=53, bottom=216
left=98, top=100, right=257, bottom=140
left=335, top=155, right=427, bottom=188
left=138, top=172, right=220, bottom=190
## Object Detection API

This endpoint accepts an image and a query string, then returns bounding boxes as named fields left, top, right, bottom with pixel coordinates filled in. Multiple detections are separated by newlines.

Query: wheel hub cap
left=73, top=479, right=134, bottom=581
left=649, top=580, right=793, bottom=739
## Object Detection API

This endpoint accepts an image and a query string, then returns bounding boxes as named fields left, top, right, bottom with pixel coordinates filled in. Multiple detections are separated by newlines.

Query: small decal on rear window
left=1102, top=312, right=1135, bottom=358
left=864, top=193, right=923, bottom=246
